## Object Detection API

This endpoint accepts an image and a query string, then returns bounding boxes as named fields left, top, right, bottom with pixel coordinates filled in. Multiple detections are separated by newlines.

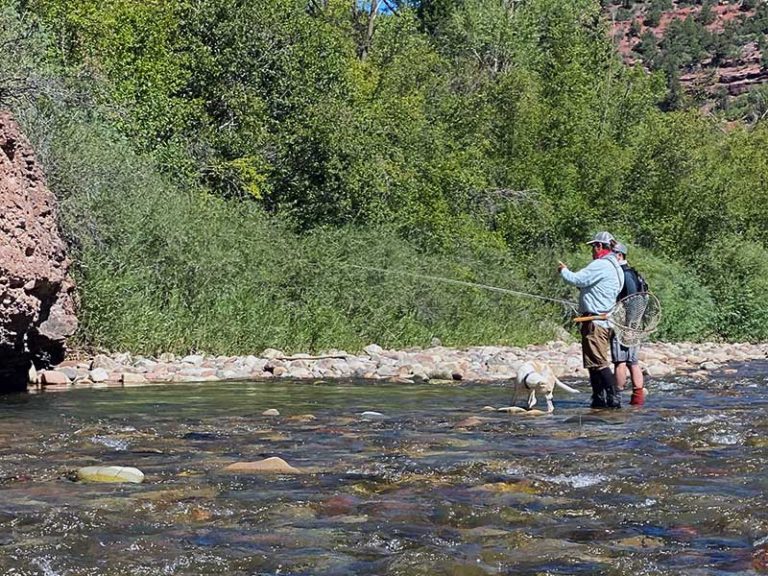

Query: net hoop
left=611, top=291, right=662, bottom=347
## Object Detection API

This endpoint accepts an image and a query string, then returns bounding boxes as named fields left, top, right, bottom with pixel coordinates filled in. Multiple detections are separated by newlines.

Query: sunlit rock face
left=0, top=111, right=77, bottom=392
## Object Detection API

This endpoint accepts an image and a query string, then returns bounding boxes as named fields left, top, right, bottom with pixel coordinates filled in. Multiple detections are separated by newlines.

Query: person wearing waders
left=558, top=231, right=625, bottom=408
left=610, top=242, right=646, bottom=406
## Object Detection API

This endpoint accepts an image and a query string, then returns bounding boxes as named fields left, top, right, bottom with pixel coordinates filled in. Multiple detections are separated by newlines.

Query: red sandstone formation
left=0, top=111, right=77, bottom=392
left=609, top=1, right=768, bottom=98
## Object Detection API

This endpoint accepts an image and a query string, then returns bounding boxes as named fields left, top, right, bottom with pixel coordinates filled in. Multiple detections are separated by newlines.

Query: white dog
left=509, top=361, right=579, bottom=413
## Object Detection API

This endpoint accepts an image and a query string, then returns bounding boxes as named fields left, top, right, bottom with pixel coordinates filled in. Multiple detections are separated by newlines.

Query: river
left=1, top=369, right=767, bottom=575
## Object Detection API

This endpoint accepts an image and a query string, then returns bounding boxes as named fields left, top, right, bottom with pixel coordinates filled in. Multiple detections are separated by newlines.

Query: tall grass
left=13, top=103, right=726, bottom=355
left=17, top=107, right=730, bottom=355
left=12, top=107, right=569, bottom=355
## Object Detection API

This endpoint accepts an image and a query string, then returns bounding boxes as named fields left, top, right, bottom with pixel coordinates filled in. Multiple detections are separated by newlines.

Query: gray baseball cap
left=613, top=242, right=628, bottom=255
left=585, top=231, right=615, bottom=245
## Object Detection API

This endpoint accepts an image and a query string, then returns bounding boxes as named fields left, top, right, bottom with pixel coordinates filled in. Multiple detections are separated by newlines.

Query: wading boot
left=601, top=367, right=621, bottom=409
left=589, top=369, right=606, bottom=408
left=630, top=387, right=645, bottom=406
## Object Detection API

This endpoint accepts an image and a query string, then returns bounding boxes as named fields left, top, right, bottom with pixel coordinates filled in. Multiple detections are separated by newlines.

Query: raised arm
left=560, top=260, right=604, bottom=288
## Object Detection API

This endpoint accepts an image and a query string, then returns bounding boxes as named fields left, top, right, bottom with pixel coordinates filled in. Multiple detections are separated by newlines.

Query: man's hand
left=558, top=261, right=568, bottom=272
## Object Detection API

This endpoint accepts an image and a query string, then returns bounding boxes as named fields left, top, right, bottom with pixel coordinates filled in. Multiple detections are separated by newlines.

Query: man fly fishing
left=558, top=231, right=625, bottom=409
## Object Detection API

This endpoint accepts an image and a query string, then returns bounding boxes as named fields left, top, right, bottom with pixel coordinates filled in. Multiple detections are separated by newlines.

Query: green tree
left=415, top=0, right=462, bottom=35
left=635, top=29, right=660, bottom=68
left=644, top=6, right=662, bottom=27
left=29, top=0, right=198, bottom=152
left=697, top=2, right=715, bottom=26
left=760, top=36, right=768, bottom=70
left=619, top=112, right=729, bottom=257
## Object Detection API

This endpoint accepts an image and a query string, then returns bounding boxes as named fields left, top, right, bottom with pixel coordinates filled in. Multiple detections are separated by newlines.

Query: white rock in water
left=76, top=466, right=145, bottom=484
left=360, top=411, right=385, bottom=419
left=497, top=406, right=528, bottom=413
left=262, top=408, right=280, bottom=416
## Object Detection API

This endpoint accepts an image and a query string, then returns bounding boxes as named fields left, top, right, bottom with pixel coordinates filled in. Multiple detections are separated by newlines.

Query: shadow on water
left=1, top=373, right=768, bottom=575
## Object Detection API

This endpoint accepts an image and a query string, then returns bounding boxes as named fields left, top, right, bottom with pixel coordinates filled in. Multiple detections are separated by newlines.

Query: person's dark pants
left=581, top=321, right=621, bottom=409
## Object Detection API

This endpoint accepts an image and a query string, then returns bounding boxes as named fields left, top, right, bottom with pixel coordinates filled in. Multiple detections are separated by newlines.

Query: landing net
left=611, top=292, right=662, bottom=347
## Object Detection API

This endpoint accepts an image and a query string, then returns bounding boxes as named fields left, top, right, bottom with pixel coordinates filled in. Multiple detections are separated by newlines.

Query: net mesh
left=611, top=292, right=662, bottom=347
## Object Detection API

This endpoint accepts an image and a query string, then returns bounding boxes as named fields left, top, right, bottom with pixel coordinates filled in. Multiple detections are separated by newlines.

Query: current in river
left=1, top=368, right=767, bottom=575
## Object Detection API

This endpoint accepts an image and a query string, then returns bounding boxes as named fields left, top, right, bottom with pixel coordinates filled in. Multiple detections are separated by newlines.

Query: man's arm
left=559, top=260, right=604, bottom=288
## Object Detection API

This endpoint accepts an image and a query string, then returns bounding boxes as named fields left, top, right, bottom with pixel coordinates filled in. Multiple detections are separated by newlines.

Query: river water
left=1, top=370, right=767, bottom=575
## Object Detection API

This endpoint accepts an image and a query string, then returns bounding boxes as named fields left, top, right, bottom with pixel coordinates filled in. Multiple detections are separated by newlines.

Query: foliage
left=624, top=249, right=716, bottom=342
left=3, top=0, right=768, bottom=353
left=0, top=3, right=50, bottom=106
left=698, top=237, right=768, bottom=341
left=15, top=99, right=560, bottom=354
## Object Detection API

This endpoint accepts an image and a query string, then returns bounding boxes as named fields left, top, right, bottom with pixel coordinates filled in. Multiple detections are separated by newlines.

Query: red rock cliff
left=0, top=111, right=77, bottom=392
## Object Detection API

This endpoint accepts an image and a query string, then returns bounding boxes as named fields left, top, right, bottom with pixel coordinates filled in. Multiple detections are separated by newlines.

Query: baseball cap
left=585, top=231, right=615, bottom=245
left=613, top=242, right=628, bottom=255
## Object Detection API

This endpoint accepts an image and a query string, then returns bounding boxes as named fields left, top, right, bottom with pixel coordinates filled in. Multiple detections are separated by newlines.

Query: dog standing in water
left=509, top=361, right=580, bottom=413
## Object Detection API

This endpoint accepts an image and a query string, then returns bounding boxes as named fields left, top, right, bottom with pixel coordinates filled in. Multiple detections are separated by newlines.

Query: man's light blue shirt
left=560, top=255, right=624, bottom=328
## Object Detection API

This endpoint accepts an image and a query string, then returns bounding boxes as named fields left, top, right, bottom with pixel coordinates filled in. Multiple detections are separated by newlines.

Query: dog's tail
left=555, top=378, right=580, bottom=394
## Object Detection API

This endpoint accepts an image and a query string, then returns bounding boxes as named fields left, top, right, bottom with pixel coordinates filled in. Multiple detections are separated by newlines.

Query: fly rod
left=347, top=264, right=577, bottom=309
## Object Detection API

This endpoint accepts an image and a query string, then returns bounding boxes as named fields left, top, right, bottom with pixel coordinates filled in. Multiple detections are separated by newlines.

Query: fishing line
left=347, top=264, right=578, bottom=310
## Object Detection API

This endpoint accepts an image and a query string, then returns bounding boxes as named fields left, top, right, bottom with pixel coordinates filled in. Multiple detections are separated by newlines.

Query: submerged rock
left=497, top=406, right=527, bottom=414
left=563, top=413, right=623, bottom=425
left=454, top=416, right=486, bottom=428
left=287, top=414, right=317, bottom=423
left=222, top=456, right=302, bottom=474
left=614, top=535, right=666, bottom=549
left=76, top=465, right=145, bottom=484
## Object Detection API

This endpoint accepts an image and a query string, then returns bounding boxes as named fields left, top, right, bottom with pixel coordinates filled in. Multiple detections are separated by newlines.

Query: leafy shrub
left=631, top=250, right=716, bottom=342
left=697, top=236, right=768, bottom=341
left=19, top=102, right=570, bottom=354
left=644, top=7, right=662, bottom=28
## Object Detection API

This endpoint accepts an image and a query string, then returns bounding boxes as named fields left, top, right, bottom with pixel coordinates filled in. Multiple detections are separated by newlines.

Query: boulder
left=76, top=465, right=145, bottom=484
left=0, top=112, right=77, bottom=391
left=40, top=370, right=70, bottom=386
left=121, top=372, right=148, bottom=385
left=222, top=457, right=302, bottom=474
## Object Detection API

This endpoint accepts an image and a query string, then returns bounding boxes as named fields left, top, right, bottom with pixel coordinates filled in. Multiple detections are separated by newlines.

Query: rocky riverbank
left=31, top=340, right=768, bottom=392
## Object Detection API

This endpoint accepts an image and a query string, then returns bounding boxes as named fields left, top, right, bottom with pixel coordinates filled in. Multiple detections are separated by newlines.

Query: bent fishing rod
left=347, top=264, right=578, bottom=310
